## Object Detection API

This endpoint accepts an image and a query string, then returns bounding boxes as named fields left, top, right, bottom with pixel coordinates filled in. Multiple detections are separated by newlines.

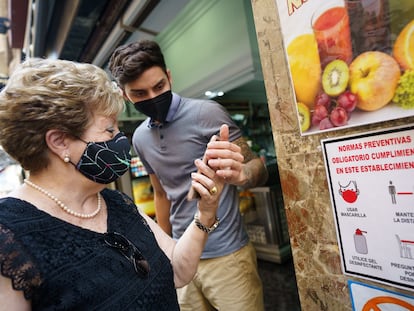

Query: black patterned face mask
left=73, top=132, right=131, bottom=184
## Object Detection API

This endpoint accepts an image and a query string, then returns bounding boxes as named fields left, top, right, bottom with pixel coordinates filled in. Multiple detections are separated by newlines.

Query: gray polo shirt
left=132, top=94, right=249, bottom=258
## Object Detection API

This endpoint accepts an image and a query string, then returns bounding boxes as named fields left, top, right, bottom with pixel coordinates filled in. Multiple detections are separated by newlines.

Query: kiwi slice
left=297, top=102, right=311, bottom=132
left=322, top=60, right=349, bottom=97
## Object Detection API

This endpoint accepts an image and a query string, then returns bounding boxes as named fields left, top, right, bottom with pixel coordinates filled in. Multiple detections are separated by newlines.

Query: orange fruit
left=287, top=34, right=322, bottom=108
left=393, top=19, right=414, bottom=70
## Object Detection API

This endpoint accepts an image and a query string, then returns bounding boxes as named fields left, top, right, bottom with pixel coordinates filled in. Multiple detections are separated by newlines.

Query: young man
left=109, top=40, right=268, bottom=311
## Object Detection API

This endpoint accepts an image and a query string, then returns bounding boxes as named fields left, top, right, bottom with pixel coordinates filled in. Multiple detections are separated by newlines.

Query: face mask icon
left=338, top=181, right=359, bottom=203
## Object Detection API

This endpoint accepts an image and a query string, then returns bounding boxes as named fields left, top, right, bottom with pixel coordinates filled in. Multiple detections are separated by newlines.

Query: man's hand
left=205, top=124, right=246, bottom=186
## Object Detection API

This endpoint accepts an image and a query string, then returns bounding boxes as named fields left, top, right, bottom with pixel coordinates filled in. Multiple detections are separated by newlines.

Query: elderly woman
left=0, top=58, right=223, bottom=310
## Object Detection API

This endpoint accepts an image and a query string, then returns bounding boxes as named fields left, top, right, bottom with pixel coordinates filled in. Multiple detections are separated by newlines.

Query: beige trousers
left=177, top=242, right=264, bottom=311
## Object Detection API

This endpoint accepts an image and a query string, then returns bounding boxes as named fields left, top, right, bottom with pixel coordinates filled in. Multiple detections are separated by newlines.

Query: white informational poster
left=349, top=280, right=414, bottom=310
left=322, top=125, right=414, bottom=290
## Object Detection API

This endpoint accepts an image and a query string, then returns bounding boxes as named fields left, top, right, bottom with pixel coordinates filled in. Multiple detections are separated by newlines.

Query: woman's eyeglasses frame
left=104, top=231, right=150, bottom=278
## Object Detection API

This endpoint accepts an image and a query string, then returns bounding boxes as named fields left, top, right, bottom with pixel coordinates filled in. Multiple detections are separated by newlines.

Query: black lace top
left=0, top=188, right=179, bottom=310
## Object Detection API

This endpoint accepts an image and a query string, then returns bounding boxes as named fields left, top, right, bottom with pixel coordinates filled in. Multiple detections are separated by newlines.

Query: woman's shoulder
left=101, top=188, right=135, bottom=207
left=0, top=196, right=35, bottom=221
left=101, top=188, right=143, bottom=221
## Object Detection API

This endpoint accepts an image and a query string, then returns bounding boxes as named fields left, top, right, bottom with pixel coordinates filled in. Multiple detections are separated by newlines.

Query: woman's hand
left=190, top=157, right=223, bottom=224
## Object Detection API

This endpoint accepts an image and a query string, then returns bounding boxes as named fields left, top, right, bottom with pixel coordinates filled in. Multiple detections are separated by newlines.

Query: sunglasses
left=104, top=232, right=150, bottom=278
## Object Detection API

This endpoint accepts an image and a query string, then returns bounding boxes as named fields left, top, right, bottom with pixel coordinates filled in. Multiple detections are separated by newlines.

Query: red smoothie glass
left=312, top=4, right=353, bottom=68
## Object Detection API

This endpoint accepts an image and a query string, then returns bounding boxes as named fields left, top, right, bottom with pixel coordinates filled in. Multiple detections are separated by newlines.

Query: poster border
left=348, top=279, right=414, bottom=311
left=321, top=124, right=414, bottom=291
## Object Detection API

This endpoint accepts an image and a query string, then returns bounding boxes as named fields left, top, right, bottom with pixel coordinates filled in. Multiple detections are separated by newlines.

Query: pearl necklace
left=24, top=179, right=101, bottom=219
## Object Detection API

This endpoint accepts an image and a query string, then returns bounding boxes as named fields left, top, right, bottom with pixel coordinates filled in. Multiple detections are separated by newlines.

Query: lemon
left=287, top=34, right=322, bottom=108
left=393, top=19, right=414, bottom=70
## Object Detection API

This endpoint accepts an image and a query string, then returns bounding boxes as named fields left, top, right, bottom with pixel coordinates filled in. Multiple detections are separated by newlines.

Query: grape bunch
left=312, top=59, right=358, bottom=130
left=312, top=90, right=358, bottom=130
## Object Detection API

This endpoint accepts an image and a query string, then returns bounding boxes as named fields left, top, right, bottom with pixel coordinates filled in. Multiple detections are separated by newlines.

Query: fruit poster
left=322, top=124, right=414, bottom=291
left=275, top=0, right=414, bottom=135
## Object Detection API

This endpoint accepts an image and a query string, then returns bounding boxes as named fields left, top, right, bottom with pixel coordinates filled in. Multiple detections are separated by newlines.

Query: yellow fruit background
left=393, top=19, right=414, bottom=70
left=287, top=34, right=321, bottom=108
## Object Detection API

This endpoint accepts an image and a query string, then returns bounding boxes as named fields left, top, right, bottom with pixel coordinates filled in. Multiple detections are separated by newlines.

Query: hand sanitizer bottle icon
left=354, top=229, right=368, bottom=254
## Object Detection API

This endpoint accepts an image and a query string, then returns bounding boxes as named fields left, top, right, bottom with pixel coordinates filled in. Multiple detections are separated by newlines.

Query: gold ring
left=209, top=186, right=218, bottom=195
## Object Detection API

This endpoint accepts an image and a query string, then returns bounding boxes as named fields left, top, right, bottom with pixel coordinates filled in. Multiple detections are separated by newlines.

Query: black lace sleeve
left=0, top=224, right=42, bottom=300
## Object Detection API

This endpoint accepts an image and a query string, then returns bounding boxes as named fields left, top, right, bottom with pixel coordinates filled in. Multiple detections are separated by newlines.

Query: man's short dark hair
left=109, top=40, right=167, bottom=87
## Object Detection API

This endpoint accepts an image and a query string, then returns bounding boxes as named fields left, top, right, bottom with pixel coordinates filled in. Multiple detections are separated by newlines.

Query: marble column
left=250, top=0, right=414, bottom=310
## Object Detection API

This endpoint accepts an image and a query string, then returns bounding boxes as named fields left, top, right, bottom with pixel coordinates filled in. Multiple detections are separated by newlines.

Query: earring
left=64, top=155, right=70, bottom=163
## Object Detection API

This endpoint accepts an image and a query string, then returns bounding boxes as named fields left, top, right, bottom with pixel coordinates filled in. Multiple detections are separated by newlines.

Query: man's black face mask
left=133, top=90, right=172, bottom=123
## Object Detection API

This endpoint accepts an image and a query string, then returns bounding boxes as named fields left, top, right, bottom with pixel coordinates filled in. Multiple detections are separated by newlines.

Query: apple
left=349, top=51, right=401, bottom=111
